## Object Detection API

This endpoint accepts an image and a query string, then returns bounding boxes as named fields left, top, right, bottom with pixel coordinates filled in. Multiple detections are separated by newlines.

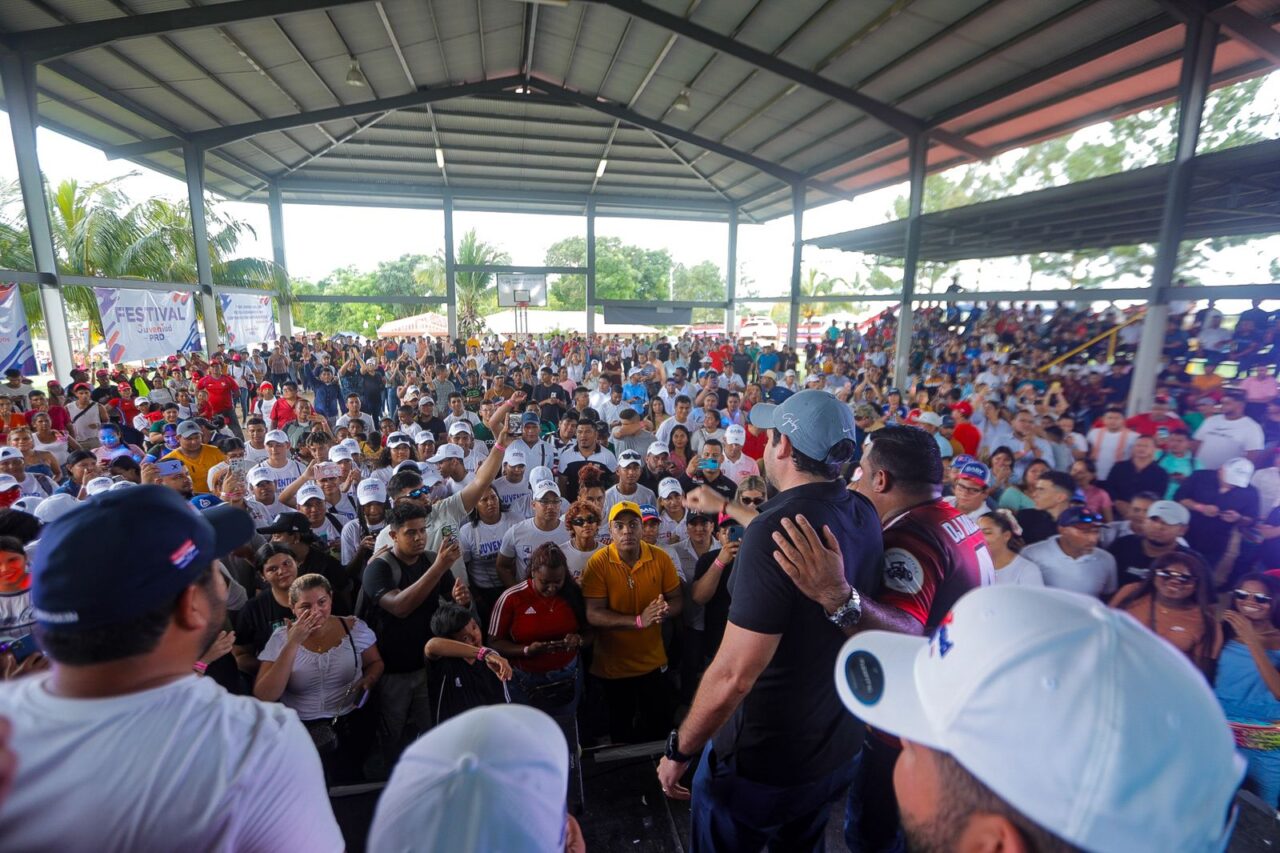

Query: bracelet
left=192, top=661, right=208, bottom=675
left=476, top=647, right=491, bottom=662
left=635, top=614, right=644, bottom=630
left=712, top=558, right=726, bottom=572
left=493, top=443, right=506, bottom=454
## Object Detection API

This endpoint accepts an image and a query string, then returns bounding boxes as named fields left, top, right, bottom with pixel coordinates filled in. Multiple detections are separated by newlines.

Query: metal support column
left=586, top=201, right=597, bottom=340
left=0, top=55, right=75, bottom=379
left=1128, top=13, right=1218, bottom=414
left=892, top=135, right=927, bottom=390
left=267, top=182, right=293, bottom=341
left=183, top=145, right=221, bottom=354
left=786, top=185, right=803, bottom=350
left=443, top=192, right=457, bottom=341
left=725, top=207, right=738, bottom=336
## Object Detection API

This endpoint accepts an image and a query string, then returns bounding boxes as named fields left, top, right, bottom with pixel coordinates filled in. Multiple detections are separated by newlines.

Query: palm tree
left=799, top=268, right=854, bottom=325
left=450, top=228, right=510, bottom=338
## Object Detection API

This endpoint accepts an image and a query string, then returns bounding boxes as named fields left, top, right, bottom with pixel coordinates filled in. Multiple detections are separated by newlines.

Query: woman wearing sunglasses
left=1215, top=572, right=1280, bottom=807
left=1109, top=552, right=1220, bottom=676
left=561, top=499, right=602, bottom=581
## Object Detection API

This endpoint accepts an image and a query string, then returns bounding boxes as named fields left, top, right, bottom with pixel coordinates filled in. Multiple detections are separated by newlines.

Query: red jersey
left=877, top=499, right=993, bottom=630
left=952, top=422, right=981, bottom=456
left=1125, top=413, right=1187, bottom=444
left=198, top=374, right=239, bottom=413
left=488, top=580, right=580, bottom=673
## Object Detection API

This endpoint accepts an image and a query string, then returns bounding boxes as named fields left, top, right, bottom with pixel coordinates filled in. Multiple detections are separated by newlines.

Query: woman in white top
left=29, top=411, right=78, bottom=469
left=978, top=510, right=1044, bottom=586
left=65, top=383, right=107, bottom=448
left=255, top=573, right=383, bottom=784
left=561, top=498, right=602, bottom=580
left=460, top=485, right=520, bottom=626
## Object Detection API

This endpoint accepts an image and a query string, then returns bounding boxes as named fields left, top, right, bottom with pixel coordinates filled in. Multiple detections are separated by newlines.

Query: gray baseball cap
left=748, top=390, right=856, bottom=462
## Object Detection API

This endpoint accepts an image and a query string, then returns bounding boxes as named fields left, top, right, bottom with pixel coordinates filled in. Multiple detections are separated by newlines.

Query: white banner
left=94, top=287, right=200, bottom=363
left=219, top=293, right=277, bottom=348
left=0, top=284, right=37, bottom=374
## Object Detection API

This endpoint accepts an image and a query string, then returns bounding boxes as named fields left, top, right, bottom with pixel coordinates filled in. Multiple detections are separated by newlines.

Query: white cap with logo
left=264, top=429, right=290, bottom=445
left=296, top=484, right=325, bottom=505
left=724, top=424, right=746, bottom=445
left=427, top=444, right=465, bottom=464
left=658, top=477, right=683, bottom=498
left=835, top=586, right=1241, bottom=853
left=356, top=478, right=387, bottom=506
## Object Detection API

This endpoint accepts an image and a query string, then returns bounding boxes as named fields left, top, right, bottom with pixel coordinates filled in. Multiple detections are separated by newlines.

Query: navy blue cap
left=748, top=389, right=857, bottom=462
left=32, top=485, right=253, bottom=632
left=1058, top=507, right=1104, bottom=528
left=189, top=493, right=223, bottom=511
left=520, top=412, right=540, bottom=426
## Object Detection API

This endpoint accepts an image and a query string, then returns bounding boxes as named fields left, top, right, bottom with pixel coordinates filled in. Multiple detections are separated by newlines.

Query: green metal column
left=444, top=192, right=457, bottom=340
left=0, top=55, right=75, bottom=379
left=786, top=185, right=803, bottom=350
left=267, top=182, right=293, bottom=341
left=183, top=144, right=221, bottom=355
left=586, top=200, right=597, bottom=340
left=725, top=207, right=738, bottom=336
left=892, top=134, right=927, bottom=390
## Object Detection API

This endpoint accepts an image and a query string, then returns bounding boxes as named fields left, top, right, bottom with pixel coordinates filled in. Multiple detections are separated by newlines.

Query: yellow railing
left=1037, top=309, right=1146, bottom=372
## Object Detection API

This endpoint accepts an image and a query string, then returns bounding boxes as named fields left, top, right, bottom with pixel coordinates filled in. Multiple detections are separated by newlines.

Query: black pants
left=597, top=668, right=677, bottom=744
left=844, top=733, right=905, bottom=853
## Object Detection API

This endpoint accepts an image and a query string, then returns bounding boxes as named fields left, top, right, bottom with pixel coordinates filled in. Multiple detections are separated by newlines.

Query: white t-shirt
left=260, top=618, right=376, bottom=720
left=1022, top=537, right=1117, bottom=597
left=1086, top=428, right=1136, bottom=481
left=991, top=553, right=1046, bottom=586
left=460, top=514, right=519, bottom=588
left=658, top=511, right=688, bottom=545
left=259, top=458, right=307, bottom=493
left=562, top=540, right=599, bottom=581
left=512, top=438, right=559, bottom=479
left=499, top=518, right=570, bottom=579
left=0, top=674, right=343, bottom=851
left=340, top=517, right=386, bottom=565
left=602, top=483, right=657, bottom=520
left=335, top=412, right=375, bottom=433
left=1193, top=414, right=1265, bottom=470
left=493, top=476, right=531, bottom=514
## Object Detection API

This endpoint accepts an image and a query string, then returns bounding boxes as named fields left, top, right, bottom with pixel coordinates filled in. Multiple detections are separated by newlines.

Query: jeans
left=844, top=733, right=906, bottom=853
left=690, top=743, right=859, bottom=853
left=510, top=659, right=582, bottom=718
left=595, top=668, right=676, bottom=744
left=1241, top=746, right=1280, bottom=808
left=375, top=668, right=433, bottom=776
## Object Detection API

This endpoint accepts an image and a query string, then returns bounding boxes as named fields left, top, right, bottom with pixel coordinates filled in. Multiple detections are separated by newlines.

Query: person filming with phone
left=254, top=573, right=383, bottom=784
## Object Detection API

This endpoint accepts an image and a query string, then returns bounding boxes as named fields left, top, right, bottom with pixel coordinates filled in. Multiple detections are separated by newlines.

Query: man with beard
left=0, top=486, right=343, bottom=849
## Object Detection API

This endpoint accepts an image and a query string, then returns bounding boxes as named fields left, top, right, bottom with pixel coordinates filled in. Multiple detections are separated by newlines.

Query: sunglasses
left=569, top=516, right=599, bottom=526
left=1234, top=590, right=1273, bottom=605
left=1154, top=570, right=1195, bottom=583
left=405, top=486, right=431, bottom=499
left=739, top=496, right=764, bottom=506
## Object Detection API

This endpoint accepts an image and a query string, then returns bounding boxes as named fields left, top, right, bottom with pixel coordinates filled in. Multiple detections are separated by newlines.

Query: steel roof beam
left=277, top=177, right=731, bottom=210
left=1209, top=5, right=1280, bottom=64
left=102, top=75, right=524, bottom=159
left=590, top=0, right=990, bottom=160
left=5, top=0, right=372, bottom=61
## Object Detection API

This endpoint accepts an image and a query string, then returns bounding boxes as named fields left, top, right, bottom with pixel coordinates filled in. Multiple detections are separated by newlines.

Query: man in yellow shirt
left=162, top=420, right=227, bottom=491
left=581, top=500, right=683, bottom=743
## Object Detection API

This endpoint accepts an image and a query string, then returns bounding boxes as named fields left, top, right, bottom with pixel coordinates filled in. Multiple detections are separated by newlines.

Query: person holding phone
left=255, top=573, right=382, bottom=784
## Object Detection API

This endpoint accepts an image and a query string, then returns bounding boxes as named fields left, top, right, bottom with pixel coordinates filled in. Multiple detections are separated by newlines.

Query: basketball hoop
left=515, top=288, right=530, bottom=310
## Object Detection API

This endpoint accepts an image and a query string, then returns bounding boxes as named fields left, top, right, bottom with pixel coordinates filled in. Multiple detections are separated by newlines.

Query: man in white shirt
left=655, top=395, right=698, bottom=446
left=603, top=450, right=657, bottom=520
left=334, top=393, right=375, bottom=434
left=0, top=485, right=344, bottom=851
left=1193, top=387, right=1265, bottom=470
left=256, top=429, right=308, bottom=492
left=449, top=421, right=488, bottom=473
left=496, top=480, right=571, bottom=585
left=443, top=392, right=481, bottom=432
left=1086, top=407, right=1136, bottom=481
left=719, top=424, right=759, bottom=483
left=1021, top=507, right=1117, bottom=598
left=242, top=417, right=271, bottom=465
left=510, top=411, right=558, bottom=481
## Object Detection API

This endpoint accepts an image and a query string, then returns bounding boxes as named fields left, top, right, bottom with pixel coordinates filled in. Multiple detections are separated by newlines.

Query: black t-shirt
left=716, top=481, right=883, bottom=786
left=693, top=548, right=735, bottom=657
left=731, top=353, right=752, bottom=379
left=429, top=657, right=508, bottom=726
left=1014, top=509, right=1058, bottom=546
left=1175, top=471, right=1260, bottom=562
left=1104, top=460, right=1169, bottom=504
left=679, top=471, right=737, bottom=503
left=300, top=547, right=352, bottom=615
left=1106, top=534, right=1199, bottom=587
left=234, top=590, right=293, bottom=655
left=416, top=415, right=448, bottom=442
left=1261, top=506, right=1280, bottom=570
left=362, top=551, right=454, bottom=674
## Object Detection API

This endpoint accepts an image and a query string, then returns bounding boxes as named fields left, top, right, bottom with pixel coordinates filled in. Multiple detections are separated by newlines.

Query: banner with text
left=219, top=293, right=277, bottom=348
left=95, top=287, right=200, bottom=363
left=0, top=284, right=37, bottom=374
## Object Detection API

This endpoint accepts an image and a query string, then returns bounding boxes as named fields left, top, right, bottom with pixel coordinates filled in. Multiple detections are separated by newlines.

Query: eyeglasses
left=569, top=516, right=599, bottom=526
left=1234, top=590, right=1273, bottom=605
left=405, top=486, right=431, bottom=499
left=1154, top=570, right=1195, bottom=583
left=738, top=496, right=764, bottom=506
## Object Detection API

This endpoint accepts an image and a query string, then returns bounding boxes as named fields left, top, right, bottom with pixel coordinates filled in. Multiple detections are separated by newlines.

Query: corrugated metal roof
left=0, top=0, right=1276, bottom=223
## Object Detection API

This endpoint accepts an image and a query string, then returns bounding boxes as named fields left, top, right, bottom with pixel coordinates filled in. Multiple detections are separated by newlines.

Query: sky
left=1, top=69, right=1278, bottom=308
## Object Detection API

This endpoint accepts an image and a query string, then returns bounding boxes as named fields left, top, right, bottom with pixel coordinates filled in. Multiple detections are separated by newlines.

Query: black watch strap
left=665, top=728, right=694, bottom=763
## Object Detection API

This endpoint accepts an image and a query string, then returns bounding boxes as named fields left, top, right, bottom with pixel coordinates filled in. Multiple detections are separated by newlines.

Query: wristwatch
left=828, top=586, right=863, bottom=631
left=665, top=729, right=694, bottom=764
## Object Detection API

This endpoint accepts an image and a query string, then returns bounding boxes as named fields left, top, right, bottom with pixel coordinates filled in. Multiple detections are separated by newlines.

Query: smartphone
left=697, top=458, right=720, bottom=471
left=728, top=526, right=744, bottom=543
left=154, top=459, right=187, bottom=477
left=507, top=414, right=522, bottom=433
left=228, top=458, right=248, bottom=478
left=0, top=634, right=38, bottom=662
left=315, top=462, right=341, bottom=479
left=354, top=688, right=370, bottom=710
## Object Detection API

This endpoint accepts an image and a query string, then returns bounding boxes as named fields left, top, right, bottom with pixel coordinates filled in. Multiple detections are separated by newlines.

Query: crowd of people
left=0, top=293, right=1276, bottom=851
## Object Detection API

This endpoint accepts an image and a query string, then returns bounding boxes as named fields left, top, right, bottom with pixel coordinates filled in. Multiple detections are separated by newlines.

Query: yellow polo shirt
left=162, top=444, right=226, bottom=491
left=581, top=542, right=681, bottom=679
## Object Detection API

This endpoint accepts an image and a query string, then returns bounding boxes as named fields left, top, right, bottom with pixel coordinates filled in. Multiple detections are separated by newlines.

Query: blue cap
left=1058, top=507, right=1104, bottom=528
left=951, top=454, right=975, bottom=469
left=190, top=493, right=223, bottom=511
left=520, top=412, right=540, bottom=426
left=32, top=485, right=254, bottom=632
left=956, top=461, right=991, bottom=488
left=748, top=389, right=857, bottom=462
left=639, top=503, right=660, bottom=521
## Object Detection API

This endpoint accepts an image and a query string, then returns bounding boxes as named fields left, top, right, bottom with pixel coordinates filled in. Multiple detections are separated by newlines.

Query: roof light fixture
left=345, top=58, right=367, bottom=88
left=673, top=90, right=692, bottom=111
left=596, top=159, right=608, bottom=179
left=435, top=148, right=446, bottom=169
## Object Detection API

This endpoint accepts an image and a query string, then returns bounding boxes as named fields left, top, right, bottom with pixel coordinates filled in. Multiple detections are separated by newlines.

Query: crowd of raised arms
left=0, top=294, right=1277, bottom=851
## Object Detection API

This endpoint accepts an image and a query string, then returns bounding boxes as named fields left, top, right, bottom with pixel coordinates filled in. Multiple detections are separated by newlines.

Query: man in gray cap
left=657, top=390, right=884, bottom=852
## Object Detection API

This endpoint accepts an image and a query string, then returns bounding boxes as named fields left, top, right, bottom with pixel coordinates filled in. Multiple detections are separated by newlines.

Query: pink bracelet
left=476, top=647, right=490, bottom=662
left=635, top=614, right=644, bottom=630
left=192, top=661, right=208, bottom=675
left=712, top=559, right=726, bottom=572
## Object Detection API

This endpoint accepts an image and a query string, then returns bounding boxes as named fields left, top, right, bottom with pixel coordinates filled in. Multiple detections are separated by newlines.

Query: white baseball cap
left=386, top=431, right=413, bottom=449
left=296, top=483, right=325, bottom=505
left=339, top=438, right=361, bottom=454
left=618, top=449, right=642, bottom=468
left=368, top=705, right=568, bottom=853
left=448, top=421, right=474, bottom=437
left=1145, top=499, right=1191, bottom=526
left=0, top=447, right=22, bottom=462
left=529, top=466, right=553, bottom=485
left=84, top=476, right=115, bottom=497
left=503, top=446, right=527, bottom=467
left=248, top=466, right=274, bottom=487
left=1221, top=457, right=1255, bottom=488
left=658, top=477, right=683, bottom=498
left=264, top=429, right=290, bottom=445
left=357, top=478, right=387, bottom=506
left=835, top=586, right=1242, bottom=853
left=12, top=495, right=44, bottom=515
left=328, top=446, right=353, bottom=463
left=403, top=385, right=420, bottom=399
left=34, top=492, right=79, bottom=524
left=427, top=444, right=465, bottom=464
left=724, top=424, right=746, bottom=445
left=915, top=411, right=943, bottom=428
left=533, top=480, right=560, bottom=500
left=646, top=441, right=669, bottom=458
left=415, top=432, right=436, bottom=446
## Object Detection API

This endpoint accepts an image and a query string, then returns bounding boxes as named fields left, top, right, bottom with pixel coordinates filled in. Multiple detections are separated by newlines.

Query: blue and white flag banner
left=219, top=292, right=277, bottom=348
left=0, top=284, right=37, bottom=374
left=94, top=287, right=200, bottom=363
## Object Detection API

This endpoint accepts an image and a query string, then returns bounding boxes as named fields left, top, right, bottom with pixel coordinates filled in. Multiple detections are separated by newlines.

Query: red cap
left=95, top=369, right=109, bottom=377
left=905, top=408, right=922, bottom=425
left=952, top=401, right=973, bottom=418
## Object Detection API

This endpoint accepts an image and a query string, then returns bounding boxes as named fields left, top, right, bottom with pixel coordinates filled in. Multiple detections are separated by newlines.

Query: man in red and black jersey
left=772, top=424, right=992, bottom=853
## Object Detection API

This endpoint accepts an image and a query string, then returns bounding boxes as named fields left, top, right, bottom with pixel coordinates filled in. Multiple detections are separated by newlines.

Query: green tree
left=454, top=229, right=510, bottom=337
left=671, top=260, right=725, bottom=324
